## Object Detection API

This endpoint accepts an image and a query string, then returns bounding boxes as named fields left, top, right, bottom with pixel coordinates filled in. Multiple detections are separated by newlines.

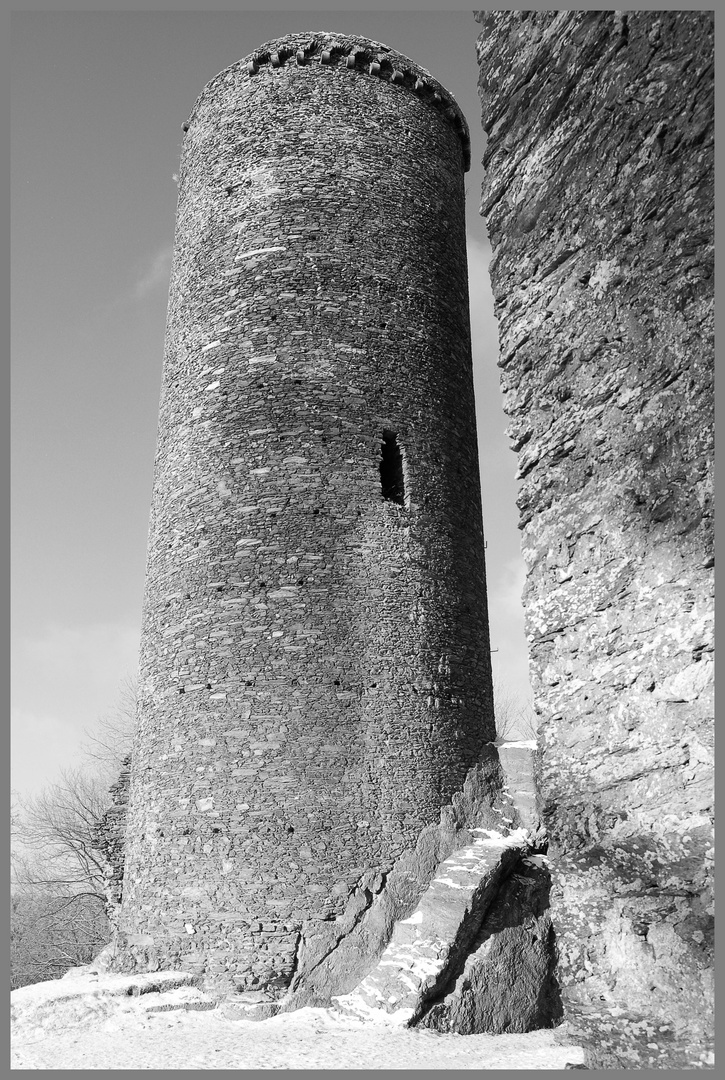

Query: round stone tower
left=117, top=32, right=494, bottom=995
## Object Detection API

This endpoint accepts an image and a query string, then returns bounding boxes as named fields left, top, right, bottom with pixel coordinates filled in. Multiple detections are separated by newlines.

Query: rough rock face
left=335, top=827, right=531, bottom=1024
left=115, top=32, right=495, bottom=997
left=418, top=854, right=561, bottom=1035
left=475, top=10, right=714, bottom=1069
left=332, top=744, right=559, bottom=1035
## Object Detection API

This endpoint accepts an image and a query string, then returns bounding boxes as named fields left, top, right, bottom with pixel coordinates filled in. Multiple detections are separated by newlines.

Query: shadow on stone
left=416, top=855, right=562, bottom=1034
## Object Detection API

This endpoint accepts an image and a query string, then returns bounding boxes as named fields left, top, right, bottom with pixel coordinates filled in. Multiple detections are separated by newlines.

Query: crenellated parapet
left=182, top=33, right=471, bottom=171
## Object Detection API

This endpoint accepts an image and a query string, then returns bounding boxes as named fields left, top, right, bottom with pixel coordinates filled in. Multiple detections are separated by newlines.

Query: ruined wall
left=93, top=755, right=131, bottom=919
left=475, top=11, right=714, bottom=1069
left=116, top=32, right=494, bottom=998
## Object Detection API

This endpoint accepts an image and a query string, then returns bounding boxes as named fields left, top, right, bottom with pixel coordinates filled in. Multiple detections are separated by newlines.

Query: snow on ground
left=11, top=971, right=586, bottom=1070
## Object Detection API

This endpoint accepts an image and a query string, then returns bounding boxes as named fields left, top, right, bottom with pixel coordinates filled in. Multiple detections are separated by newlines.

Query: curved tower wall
left=119, top=33, right=493, bottom=992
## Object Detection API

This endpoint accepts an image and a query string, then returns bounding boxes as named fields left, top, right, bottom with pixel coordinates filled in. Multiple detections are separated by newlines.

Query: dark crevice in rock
left=413, top=856, right=562, bottom=1034
left=285, top=878, right=384, bottom=999
left=408, top=846, right=524, bottom=1025
left=282, top=751, right=517, bottom=1008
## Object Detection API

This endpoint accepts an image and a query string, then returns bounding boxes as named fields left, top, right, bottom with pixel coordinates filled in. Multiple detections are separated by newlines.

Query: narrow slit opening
left=380, top=430, right=405, bottom=505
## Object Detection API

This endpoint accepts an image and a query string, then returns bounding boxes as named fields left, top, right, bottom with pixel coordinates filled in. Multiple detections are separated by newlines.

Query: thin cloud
left=133, top=245, right=173, bottom=299
left=488, top=556, right=527, bottom=619
left=487, top=557, right=533, bottom=700
left=11, top=621, right=140, bottom=798
left=466, top=233, right=498, bottom=358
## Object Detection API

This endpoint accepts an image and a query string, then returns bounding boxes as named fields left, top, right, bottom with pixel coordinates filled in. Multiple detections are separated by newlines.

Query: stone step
left=333, top=827, right=531, bottom=1025
left=496, top=740, right=539, bottom=833
left=218, top=991, right=280, bottom=1022
left=10, top=970, right=207, bottom=1038
left=138, top=985, right=218, bottom=1013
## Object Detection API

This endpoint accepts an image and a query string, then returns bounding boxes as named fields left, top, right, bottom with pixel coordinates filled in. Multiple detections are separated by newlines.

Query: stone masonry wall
left=116, top=33, right=495, bottom=998
left=475, top=11, right=714, bottom=1069
left=93, top=756, right=131, bottom=920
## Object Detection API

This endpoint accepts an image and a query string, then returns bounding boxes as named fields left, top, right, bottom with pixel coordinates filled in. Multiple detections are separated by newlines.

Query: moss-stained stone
left=475, top=10, right=713, bottom=1069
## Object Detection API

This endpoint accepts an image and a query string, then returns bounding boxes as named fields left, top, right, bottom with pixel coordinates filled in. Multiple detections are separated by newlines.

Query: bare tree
left=11, top=886, right=109, bottom=990
left=493, top=683, right=538, bottom=744
left=11, top=777, right=112, bottom=989
left=11, top=679, right=137, bottom=988
left=13, top=768, right=113, bottom=897
left=79, top=673, right=137, bottom=781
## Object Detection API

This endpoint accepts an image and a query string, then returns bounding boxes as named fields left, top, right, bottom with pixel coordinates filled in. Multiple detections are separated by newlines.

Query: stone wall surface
left=93, top=756, right=131, bottom=920
left=475, top=10, right=714, bottom=1069
left=115, top=32, right=495, bottom=999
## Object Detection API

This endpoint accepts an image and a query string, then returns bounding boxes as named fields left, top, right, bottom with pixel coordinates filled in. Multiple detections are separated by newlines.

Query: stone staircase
left=330, top=742, right=562, bottom=1035
left=333, top=826, right=532, bottom=1026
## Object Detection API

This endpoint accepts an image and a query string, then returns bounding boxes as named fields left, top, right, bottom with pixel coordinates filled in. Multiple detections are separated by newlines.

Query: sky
left=11, top=10, right=532, bottom=801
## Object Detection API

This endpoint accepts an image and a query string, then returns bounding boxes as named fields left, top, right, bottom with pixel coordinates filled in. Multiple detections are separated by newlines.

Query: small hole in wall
left=178, top=687, right=185, bottom=694
left=286, top=825, right=294, bottom=834
left=379, top=430, right=405, bottom=505
left=206, top=683, right=212, bottom=690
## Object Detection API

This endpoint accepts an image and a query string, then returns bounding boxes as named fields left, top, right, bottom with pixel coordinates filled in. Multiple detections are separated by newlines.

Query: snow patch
left=12, top=971, right=586, bottom=1069
left=399, top=910, right=423, bottom=925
